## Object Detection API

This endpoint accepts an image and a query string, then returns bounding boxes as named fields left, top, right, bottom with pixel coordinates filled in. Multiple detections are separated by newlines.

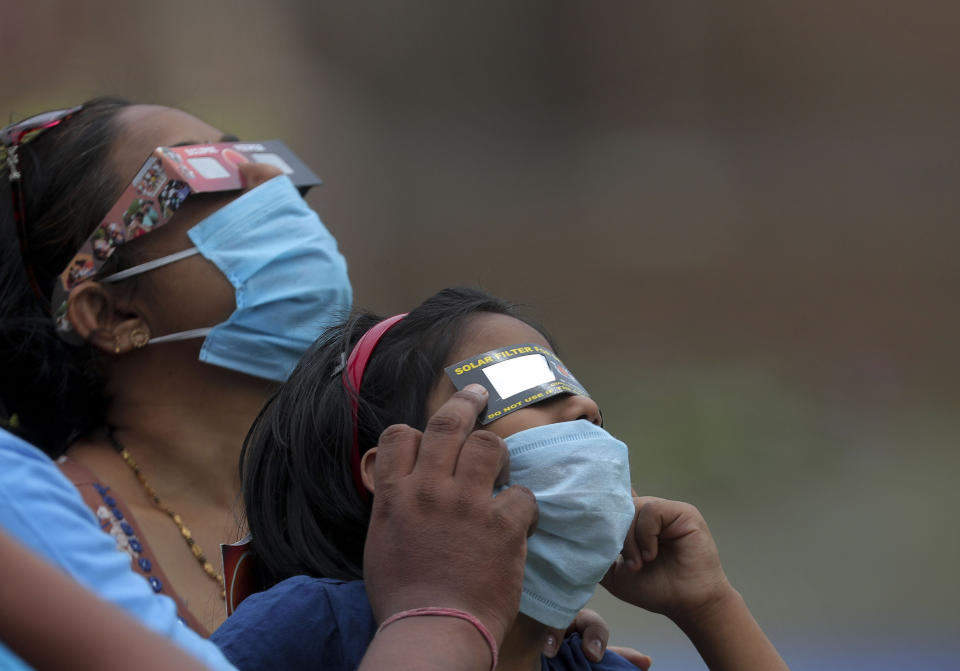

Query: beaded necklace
left=113, top=438, right=226, bottom=600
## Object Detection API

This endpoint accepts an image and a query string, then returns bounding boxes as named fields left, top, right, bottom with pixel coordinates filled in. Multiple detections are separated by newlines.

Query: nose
left=557, top=394, right=602, bottom=426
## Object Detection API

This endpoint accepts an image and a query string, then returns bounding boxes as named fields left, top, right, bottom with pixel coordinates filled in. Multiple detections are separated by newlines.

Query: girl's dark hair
left=241, top=287, right=549, bottom=587
left=0, top=97, right=133, bottom=454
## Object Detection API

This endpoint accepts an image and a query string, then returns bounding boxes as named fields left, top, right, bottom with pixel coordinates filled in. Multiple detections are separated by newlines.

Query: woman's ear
left=360, top=447, right=378, bottom=495
left=66, top=282, right=150, bottom=355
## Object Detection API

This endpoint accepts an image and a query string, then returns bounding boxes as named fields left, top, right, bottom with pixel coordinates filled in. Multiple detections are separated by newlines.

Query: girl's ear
left=66, top=282, right=150, bottom=355
left=359, top=447, right=378, bottom=494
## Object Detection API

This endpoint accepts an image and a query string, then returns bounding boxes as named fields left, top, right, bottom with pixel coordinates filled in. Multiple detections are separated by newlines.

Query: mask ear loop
left=98, top=247, right=200, bottom=283
left=342, top=313, right=407, bottom=500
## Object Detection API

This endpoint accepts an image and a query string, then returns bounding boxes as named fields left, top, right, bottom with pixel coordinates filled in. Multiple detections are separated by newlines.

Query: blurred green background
left=4, top=1, right=958, bottom=668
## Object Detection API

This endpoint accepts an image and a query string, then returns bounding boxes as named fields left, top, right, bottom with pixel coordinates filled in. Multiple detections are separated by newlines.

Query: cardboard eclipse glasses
left=444, top=343, right=592, bottom=424
left=51, top=140, right=320, bottom=333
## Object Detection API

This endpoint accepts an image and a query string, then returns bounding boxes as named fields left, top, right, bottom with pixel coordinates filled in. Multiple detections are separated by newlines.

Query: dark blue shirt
left=212, top=575, right=636, bottom=670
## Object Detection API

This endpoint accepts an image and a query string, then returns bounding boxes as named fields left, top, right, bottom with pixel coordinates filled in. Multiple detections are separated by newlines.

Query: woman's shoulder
left=0, top=429, right=101, bottom=563
left=54, top=452, right=208, bottom=634
left=543, top=634, right=639, bottom=671
left=211, top=576, right=377, bottom=671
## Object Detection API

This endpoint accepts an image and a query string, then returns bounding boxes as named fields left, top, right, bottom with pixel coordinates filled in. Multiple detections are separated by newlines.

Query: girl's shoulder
left=212, top=576, right=377, bottom=671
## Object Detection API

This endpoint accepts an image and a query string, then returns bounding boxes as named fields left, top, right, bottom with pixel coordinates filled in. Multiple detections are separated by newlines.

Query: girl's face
left=362, top=311, right=602, bottom=494
left=425, top=312, right=602, bottom=439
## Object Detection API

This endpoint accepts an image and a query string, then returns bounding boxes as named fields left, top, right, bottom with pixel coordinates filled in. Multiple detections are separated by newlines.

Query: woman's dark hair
left=241, top=287, right=551, bottom=587
left=0, top=97, right=133, bottom=454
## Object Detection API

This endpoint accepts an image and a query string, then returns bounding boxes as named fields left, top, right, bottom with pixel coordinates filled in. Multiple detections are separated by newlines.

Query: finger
left=541, top=629, right=561, bottom=658
left=600, top=555, right=624, bottom=591
left=237, top=162, right=284, bottom=190
left=453, top=429, right=509, bottom=494
left=566, top=608, right=604, bottom=637
left=619, top=497, right=645, bottom=569
left=373, top=424, right=423, bottom=484
left=607, top=646, right=653, bottom=671
left=643, top=499, right=704, bottom=543
left=493, top=452, right=510, bottom=490
left=569, top=608, right=609, bottom=662
left=490, top=484, right=538, bottom=538
left=415, top=384, right=489, bottom=475
left=633, top=497, right=667, bottom=563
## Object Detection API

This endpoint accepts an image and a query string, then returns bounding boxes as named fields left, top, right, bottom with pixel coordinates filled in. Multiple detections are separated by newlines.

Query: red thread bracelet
left=376, top=607, right=499, bottom=670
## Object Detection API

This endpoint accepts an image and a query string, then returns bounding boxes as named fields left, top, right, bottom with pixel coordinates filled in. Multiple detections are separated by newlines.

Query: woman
left=1, top=101, right=644, bottom=665
left=1, top=98, right=352, bottom=633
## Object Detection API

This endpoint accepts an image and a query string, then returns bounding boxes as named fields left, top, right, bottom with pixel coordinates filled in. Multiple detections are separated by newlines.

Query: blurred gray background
left=4, top=1, right=958, bottom=668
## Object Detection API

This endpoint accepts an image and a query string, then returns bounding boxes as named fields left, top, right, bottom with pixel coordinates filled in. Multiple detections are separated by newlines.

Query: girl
left=213, top=288, right=789, bottom=671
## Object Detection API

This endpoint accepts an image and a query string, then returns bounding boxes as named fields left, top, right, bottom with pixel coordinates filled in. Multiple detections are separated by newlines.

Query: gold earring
left=114, top=337, right=121, bottom=355
left=130, top=328, right=149, bottom=349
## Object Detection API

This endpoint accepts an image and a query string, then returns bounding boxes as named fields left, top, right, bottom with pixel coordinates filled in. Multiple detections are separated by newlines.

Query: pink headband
left=343, top=313, right=408, bottom=499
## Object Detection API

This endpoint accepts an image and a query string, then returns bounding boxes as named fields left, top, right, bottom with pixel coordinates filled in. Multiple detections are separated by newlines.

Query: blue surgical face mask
left=101, top=175, right=352, bottom=381
left=502, top=419, right=635, bottom=629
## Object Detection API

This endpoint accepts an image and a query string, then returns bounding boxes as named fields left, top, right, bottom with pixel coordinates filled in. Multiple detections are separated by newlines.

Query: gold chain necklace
left=117, top=442, right=226, bottom=600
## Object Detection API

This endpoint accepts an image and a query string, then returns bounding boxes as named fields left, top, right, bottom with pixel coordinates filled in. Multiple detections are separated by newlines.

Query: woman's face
left=106, top=105, right=286, bottom=339
left=110, top=105, right=224, bottom=185
left=425, top=312, right=602, bottom=439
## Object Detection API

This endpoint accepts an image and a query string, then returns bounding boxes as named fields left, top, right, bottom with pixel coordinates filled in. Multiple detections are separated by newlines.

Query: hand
left=600, top=496, right=733, bottom=625
left=362, top=384, right=539, bottom=645
left=542, top=609, right=652, bottom=670
left=601, top=497, right=790, bottom=671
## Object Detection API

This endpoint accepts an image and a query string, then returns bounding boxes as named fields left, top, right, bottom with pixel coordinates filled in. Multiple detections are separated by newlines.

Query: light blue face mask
left=502, top=419, right=635, bottom=629
left=101, top=175, right=352, bottom=381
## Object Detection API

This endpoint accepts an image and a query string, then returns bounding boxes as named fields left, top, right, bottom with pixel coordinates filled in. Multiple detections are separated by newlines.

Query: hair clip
left=0, top=413, right=20, bottom=429
left=4, top=145, right=21, bottom=181
left=331, top=351, right=347, bottom=377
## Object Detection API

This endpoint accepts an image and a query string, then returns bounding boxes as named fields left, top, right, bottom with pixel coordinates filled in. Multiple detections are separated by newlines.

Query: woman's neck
left=496, top=614, right=550, bottom=671
left=97, top=346, right=276, bottom=508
